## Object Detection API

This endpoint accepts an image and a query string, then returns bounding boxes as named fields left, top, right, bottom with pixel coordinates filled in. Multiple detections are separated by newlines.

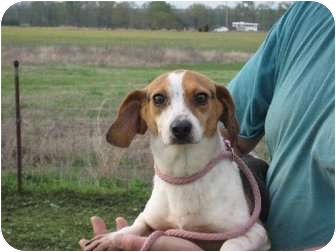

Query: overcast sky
left=132, top=1, right=281, bottom=9
left=169, top=1, right=238, bottom=8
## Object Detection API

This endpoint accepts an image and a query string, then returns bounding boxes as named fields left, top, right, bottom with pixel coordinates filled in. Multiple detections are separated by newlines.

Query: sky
left=131, top=1, right=281, bottom=9
left=164, top=1, right=240, bottom=8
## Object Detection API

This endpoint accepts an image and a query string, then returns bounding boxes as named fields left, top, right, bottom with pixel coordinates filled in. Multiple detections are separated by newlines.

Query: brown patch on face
left=181, top=71, right=239, bottom=145
left=140, top=73, right=170, bottom=136
left=182, top=71, right=223, bottom=138
left=106, top=72, right=172, bottom=147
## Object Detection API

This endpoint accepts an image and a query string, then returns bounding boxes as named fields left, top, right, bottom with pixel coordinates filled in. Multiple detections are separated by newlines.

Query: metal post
left=14, top=60, right=22, bottom=193
left=225, top=6, right=229, bottom=28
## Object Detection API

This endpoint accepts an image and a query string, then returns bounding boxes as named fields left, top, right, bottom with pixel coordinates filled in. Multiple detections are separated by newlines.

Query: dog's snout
left=171, top=119, right=192, bottom=140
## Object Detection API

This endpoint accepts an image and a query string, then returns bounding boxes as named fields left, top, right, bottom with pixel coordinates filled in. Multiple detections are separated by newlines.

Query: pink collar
left=142, top=139, right=262, bottom=250
left=154, top=139, right=234, bottom=185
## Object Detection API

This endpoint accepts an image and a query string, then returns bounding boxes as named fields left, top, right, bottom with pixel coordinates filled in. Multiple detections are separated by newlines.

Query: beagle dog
left=89, top=70, right=270, bottom=250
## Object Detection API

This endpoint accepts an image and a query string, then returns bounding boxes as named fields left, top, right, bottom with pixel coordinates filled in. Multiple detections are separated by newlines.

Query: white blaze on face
left=156, top=71, right=203, bottom=144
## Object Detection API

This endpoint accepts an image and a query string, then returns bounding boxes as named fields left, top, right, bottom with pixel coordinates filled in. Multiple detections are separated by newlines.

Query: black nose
left=171, top=120, right=192, bottom=140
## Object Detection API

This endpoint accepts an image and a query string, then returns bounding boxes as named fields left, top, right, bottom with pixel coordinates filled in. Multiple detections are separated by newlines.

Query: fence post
left=14, top=60, right=22, bottom=193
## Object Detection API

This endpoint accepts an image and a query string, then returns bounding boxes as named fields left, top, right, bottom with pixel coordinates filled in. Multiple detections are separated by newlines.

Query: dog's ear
left=106, top=90, right=147, bottom=148
left=215, top=85, right=240, bottom=147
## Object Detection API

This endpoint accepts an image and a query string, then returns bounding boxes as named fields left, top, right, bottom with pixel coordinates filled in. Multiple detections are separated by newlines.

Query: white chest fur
left=142, top=133, right=251, bottom=233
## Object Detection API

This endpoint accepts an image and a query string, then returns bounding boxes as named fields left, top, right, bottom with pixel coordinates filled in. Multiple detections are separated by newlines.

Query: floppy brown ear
left=216, top=85, right=240, bottom=147
left=106, top=90, right=147, bottom=148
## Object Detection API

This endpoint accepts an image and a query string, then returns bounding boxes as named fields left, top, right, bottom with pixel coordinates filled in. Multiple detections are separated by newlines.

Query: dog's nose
left=171, top=120, right=192, bottom=140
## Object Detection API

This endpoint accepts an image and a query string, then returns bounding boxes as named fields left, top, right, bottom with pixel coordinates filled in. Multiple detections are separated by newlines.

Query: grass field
left=2, top=27, right=266, bottom=52
left=1, top=27, right=266, bottom=66
left=1, top=26, right=267, bottom=250
left=2, top=172, right=151, bottom=250
left=1, top=63, right=243, bottom=119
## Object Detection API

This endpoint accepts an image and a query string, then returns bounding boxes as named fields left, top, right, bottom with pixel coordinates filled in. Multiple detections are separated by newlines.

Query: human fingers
left=90, top=216, right=108, bottom=236
left=84, top=233, right=124, bottom=251
left=79, top=238, right=88, bottom=250
left=115, top=216, right=129, bottom=230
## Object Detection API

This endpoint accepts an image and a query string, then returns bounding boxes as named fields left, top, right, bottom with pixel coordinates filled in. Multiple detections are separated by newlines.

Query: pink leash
left=141, top=139, right=262, bottom=251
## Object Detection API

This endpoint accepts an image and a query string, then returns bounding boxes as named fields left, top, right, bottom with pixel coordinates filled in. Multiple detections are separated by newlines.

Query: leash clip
left=223, top=139, right=235, bottom=161
left=224, top=139, right=233, bottom=151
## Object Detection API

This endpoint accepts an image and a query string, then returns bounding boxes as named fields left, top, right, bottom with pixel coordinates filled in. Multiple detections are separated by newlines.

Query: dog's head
left=106, top=70, right=239, bottom=147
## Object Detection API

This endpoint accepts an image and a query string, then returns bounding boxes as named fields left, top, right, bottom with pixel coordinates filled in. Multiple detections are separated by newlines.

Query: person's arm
left=236, top=136, right=262, bottom=156
left=228, top=18, right=282, bottom=148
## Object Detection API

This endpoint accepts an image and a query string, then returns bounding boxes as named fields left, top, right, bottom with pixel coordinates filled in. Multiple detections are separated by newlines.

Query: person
left=80, top=2, right=334, bottom=250
left=228, top=1, right=334, bottom=250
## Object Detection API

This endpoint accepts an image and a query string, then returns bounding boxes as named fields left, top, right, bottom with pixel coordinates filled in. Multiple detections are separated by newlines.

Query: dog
left=85, top=70, right=270, bottom=250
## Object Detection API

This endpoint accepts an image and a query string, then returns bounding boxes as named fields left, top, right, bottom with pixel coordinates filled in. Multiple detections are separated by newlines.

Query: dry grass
left=1, top=46, right=251, bottom=67
left=2, top=111, right=268, bottom=183
left=1, top=113, right=154, bottom=181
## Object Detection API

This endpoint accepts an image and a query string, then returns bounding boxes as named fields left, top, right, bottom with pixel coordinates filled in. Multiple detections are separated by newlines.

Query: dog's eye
left=194, top=93, right=208, bottom=105
left=153, top=94, right=166, bottom=106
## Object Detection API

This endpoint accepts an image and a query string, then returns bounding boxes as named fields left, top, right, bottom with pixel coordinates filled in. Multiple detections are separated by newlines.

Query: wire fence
left=1, top=65, right=154, bottom=188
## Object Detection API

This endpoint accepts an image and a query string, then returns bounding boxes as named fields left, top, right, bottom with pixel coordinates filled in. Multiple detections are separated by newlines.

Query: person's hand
left=79, top=216, right=146, bottom=250
left=79, top=216, right=203, bottom=251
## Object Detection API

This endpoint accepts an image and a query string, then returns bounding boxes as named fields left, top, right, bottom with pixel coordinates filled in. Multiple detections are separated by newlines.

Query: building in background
left=232, top=21, right=259, bottom=31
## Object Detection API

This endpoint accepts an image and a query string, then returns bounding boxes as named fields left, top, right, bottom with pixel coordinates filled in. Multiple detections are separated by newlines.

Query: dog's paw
left=220, top=239, right=245, bottom=251
left=220, top=235, right=271, bottom=251
left=83, top=232, right=124, bottom=251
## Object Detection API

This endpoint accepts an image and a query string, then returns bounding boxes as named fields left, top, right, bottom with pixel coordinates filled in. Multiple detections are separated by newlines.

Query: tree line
left=2, top=1, right=292, bottom=31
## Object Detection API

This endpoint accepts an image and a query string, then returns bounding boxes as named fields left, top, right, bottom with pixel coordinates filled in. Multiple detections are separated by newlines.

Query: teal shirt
left=228, top=2, right=335, bottom=250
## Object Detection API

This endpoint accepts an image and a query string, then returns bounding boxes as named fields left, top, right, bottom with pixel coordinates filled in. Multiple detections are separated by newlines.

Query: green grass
left=1, top=63, right=243, bottom=119
left=2, top=27, right=266, bottom=52
left=1, top=171, right=151, bottom=250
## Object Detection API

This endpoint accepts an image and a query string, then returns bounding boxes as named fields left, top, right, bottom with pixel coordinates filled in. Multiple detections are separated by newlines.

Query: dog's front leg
left=115, top=213, right=152, bottom=236
left=83, top=213, right=151, bottom=251
left=220, top=222, right=271, bottom=251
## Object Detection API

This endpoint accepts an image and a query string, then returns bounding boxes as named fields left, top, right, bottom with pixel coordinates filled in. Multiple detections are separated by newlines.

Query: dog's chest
left=144, top=161, right=251, bottom=232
